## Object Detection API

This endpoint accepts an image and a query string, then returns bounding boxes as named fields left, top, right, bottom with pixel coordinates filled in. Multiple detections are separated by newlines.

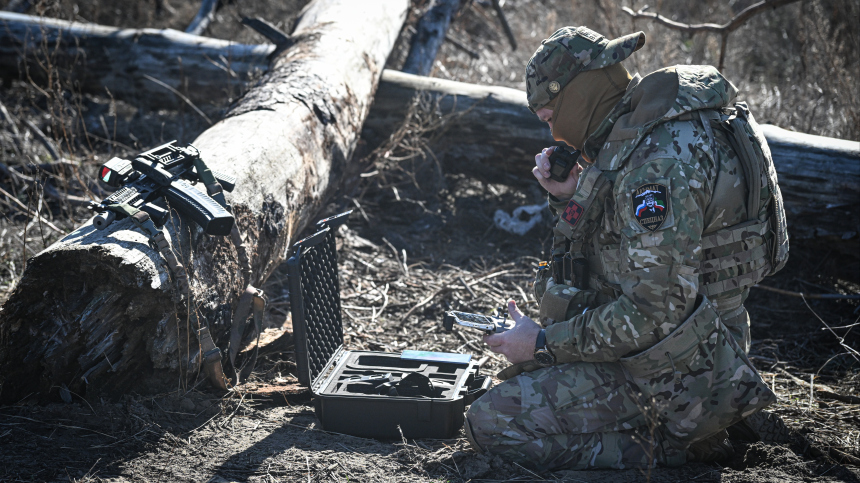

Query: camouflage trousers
left=464, top=361, right=665, bottom=470
left=464, top=298, right=770, bottom=470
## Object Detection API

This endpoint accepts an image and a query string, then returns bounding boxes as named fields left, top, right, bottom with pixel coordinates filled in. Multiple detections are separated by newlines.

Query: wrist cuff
left=535, top=329, right=547, bottom=350
left=545, top=319, right=576, bottom=363
left=547, top=193, right=570, bottom=216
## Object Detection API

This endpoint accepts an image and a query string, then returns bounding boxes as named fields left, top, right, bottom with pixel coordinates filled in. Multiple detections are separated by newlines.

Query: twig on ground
left=801, top=295, right=860, bottom=361
left=382, top=237, right=408, bottom=276
left=402, top=287, right=451, bottom=321
left=512, top=461, right=545, bottom=480
left=143, top=75, right=213, bottom=125
left=458, top=275, right=477, bottom=298
left=774, top=366, right=860, bottom=405
left=0, top=413, right=118, bottom=439
left=0, top=185, right=63, bottom=233
left=753, top=284, right=860, bottom=300
left=454, top=329, right=482, bottom=353
left=218, top=392, right=248, bottom=428
left=23, top=119, right=60, bottom=160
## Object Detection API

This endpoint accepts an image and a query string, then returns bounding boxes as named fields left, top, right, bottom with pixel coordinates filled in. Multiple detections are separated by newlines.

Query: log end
left=0, top=222, right=178, bottom=403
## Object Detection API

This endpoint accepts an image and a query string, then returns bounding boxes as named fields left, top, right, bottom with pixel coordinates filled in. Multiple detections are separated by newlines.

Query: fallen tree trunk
left=1, top=12, right=855, bottom=238
left=0, top=11, right=274, bottom=108
left=0, top=0, right=408, bottom=402
left=756, top=125, right=860, bottom=240
left=364, top=71, right=860, bottom=240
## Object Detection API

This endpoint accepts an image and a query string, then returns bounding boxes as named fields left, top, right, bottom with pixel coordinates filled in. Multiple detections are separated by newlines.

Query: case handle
left=463, top=375, right=492, bottom=405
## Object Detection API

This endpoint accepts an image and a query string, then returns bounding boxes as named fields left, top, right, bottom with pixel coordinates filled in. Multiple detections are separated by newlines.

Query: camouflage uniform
left=465, top=27, right=786, bottom=470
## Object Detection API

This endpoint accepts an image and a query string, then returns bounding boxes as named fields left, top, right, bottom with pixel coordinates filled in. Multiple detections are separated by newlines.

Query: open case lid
left=287, top=211, right=352, bottom=389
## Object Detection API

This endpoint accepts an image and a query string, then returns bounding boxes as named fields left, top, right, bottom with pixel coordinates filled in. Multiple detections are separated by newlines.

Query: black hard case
left=287, top=212, right=490, bottom=439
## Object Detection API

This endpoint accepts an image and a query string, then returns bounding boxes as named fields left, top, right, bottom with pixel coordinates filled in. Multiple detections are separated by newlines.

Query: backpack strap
left=728, top=105, right=764, bottom=222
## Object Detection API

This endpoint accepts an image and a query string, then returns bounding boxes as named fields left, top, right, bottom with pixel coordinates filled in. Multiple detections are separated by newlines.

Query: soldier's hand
left=483, top=300, right=541, bottom=364
left=533, top=146, right=582, bottom=199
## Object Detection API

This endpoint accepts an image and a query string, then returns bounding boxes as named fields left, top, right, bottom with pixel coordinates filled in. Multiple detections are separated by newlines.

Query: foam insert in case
left=287, top=212, right=490, bottom=439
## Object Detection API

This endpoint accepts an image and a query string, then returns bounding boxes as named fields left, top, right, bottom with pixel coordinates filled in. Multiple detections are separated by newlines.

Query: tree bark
left=0, top=0, right=408, bottom=402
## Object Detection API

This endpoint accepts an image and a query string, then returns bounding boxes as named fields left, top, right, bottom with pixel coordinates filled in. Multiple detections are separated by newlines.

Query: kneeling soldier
left=465, top=26, right=789, bottom=469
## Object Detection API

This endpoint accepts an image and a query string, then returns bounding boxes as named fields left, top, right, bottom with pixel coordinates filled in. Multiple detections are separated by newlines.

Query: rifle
left=88, top=141, right=259, bottom=391
left=89, top=141, right=236, bottom=236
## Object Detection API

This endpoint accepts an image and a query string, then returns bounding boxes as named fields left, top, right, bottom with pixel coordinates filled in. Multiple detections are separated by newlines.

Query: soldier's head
left=526, top=27, right=645, bottom=150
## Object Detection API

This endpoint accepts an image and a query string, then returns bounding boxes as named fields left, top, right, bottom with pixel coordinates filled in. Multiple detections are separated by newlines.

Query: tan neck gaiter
left=551, top=63, right=632, bottom=150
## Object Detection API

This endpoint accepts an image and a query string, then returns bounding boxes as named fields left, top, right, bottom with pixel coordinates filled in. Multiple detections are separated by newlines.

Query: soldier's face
left=536, top=107, right=554, bottom=131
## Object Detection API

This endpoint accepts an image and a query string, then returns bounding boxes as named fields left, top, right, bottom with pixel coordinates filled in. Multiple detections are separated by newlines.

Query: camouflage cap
left=525, top=27, right=645, bottom=113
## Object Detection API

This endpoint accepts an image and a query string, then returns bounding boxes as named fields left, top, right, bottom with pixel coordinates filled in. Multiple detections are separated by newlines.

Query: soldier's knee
left=463, top=415, right=484, bottom=453
left=465, top=395, right=498, bottom=453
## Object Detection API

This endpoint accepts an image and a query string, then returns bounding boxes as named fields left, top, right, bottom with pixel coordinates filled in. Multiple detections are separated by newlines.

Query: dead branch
left=490, top=0, right=516, bottom=51
left=22, top=119, right=59, bottom=160
left=444, top=32, right=479, bottom=59
left=0, top=185, right=63, bottom=233
left=186, top=0, right=220, bottom=36
left=402, top=0, right=465, bottom=76
left=621, top=0, right=803, bottom=70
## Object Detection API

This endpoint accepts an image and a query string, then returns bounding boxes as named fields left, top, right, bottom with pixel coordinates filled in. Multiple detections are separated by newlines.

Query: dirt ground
left=1, top=170, right=859, bottom=483
left=1, top=0, right=859, bottom=482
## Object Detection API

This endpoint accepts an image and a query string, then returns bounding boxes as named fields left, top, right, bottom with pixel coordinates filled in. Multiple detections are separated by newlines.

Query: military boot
left=726, top=409, right=791, bottom=444
left=686, top=430, right=734, bottom=463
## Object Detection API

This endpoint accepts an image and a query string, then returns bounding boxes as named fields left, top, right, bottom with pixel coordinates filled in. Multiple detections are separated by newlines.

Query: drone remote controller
left=442, top=309, right=511, bottom=334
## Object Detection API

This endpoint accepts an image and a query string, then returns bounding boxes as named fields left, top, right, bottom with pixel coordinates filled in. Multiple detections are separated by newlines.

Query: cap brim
left=585, top=32, right=645, bottom=71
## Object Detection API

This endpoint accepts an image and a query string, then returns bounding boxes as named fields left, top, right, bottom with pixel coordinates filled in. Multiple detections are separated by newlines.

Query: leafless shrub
left=360, top=91, right=476, bottom=199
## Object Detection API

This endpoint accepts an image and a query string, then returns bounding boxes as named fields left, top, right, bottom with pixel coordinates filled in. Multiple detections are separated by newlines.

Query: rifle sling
left=229, top=286, right=266, bottom=385
left=106, top=153, right=265, bottom=392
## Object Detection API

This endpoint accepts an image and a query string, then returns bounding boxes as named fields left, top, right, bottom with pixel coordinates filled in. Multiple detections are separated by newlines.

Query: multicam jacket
left=537, top=64, right=786, bottom=364
left=533, top=64, right=785, bottom=452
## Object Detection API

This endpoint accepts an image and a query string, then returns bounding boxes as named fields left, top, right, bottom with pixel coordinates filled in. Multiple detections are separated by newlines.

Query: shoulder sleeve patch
left=633, top=183, right=669, bottom=232
left=561, top=200, right=584, bottom=227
